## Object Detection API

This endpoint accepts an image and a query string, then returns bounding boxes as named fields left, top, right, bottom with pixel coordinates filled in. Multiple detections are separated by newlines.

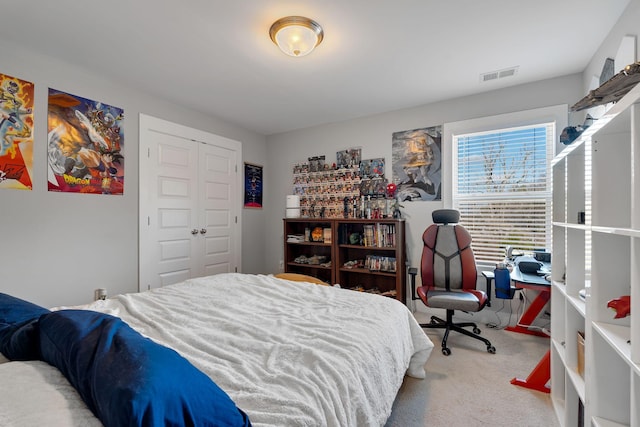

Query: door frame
left=139, top=113, right=242, bottom=291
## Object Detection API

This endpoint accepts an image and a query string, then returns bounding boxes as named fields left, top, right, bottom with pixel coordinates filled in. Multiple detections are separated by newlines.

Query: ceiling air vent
left=480, top=66, right=519, bottom=82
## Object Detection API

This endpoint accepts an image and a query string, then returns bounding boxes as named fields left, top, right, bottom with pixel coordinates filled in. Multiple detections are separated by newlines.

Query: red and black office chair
left=409, top=209, right=496, bottom=356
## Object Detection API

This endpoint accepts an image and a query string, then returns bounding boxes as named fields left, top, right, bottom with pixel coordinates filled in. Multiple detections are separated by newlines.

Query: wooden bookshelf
left=283, top=218, right=406, bottom=303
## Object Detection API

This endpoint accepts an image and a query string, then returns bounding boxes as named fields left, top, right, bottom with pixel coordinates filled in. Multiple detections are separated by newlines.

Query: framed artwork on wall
left=244, top=162, right=263, bottom=209
left=391, top=125, right=442, bottom=201
left=336, top=147, right=361, bottom=168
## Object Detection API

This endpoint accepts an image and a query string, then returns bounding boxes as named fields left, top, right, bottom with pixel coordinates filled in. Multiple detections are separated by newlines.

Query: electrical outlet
left=94, top=288, right=107, bottom=301
left=279, top=260, right=284, bottom=272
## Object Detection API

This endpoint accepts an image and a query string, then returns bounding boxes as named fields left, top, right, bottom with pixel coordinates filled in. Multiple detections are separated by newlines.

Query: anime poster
left=391, top=125, right=442, bottom=201
left=47, top=88, right=124, bottom=195
left=244, top=162, right=262, bottom=208
left=0, top=73, right=34, bottom=190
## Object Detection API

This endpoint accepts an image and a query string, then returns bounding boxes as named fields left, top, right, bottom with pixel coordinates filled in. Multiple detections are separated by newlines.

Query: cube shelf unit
left=283, top=218, right=406, bottom=303
left=550, top=82, right=640, bottom=427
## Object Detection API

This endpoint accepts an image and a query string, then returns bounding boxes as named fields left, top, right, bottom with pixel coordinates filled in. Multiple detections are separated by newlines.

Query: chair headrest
left=432, top=209, right=460, bottom=225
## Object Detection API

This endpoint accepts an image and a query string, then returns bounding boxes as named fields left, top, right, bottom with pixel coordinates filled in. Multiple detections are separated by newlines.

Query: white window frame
left=442, top=105, right=567, bottom=269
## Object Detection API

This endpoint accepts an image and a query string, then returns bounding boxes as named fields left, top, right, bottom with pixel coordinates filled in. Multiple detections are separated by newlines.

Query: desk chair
left=409, top=209, right=496, bottom=356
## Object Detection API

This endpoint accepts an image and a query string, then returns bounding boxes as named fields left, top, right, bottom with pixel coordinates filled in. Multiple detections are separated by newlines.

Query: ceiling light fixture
left=269, top=16, right=324, bottom=57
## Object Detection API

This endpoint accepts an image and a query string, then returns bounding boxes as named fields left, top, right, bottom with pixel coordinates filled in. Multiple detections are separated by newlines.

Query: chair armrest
left=408, top=268, right=418, bottom=301
left=480, top=270, right=494, bottom=307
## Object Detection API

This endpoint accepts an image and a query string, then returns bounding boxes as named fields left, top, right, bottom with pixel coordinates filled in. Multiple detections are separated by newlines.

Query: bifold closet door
left=139, top=114, right=241, bottom=290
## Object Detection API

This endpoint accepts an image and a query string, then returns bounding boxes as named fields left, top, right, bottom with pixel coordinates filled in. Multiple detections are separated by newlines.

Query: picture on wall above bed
left=391, top=125, right=442, bottom=201
left=47, top=88, right=124, bottom=195
left=0, top=72, right=34, bottom=191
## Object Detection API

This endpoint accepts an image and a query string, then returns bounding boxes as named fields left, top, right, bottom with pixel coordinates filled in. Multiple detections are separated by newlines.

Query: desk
left=506, top=263, right=551, bottom=338
left=482, top=261, right=552, bottom=393
left=507, top=262, right=551, bottom=394
left=481, top=266, right=552, bottom=393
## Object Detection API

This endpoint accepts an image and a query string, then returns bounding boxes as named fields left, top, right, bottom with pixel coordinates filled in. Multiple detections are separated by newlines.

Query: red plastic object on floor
left=510, top=350, right=550, bottom=393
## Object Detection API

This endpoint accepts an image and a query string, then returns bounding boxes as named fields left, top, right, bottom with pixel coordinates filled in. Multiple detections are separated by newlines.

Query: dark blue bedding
left=0, top=294, right=251, bottom=427
left=0, top=293, right=50, bottom=360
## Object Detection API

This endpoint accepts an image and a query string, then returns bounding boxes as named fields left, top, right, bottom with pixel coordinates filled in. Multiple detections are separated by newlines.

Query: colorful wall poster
left=391, top=125, right=442, bottom=201
left=47, top=88, right=124, bottom=194
left=244, top=162, right=263, bottom=208
left=0, top=73, right=34, bottom=190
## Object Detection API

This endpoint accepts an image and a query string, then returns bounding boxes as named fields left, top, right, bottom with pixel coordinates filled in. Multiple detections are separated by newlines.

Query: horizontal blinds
left=457, top=126, right=549, bottom=195
left=457, top=200, right=549, bottom=264
left=454, top=123, right=553, bottom=266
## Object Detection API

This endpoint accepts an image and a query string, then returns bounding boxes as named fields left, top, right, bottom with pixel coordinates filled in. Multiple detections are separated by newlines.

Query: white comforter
left=3, top=273, right=433, bottom=427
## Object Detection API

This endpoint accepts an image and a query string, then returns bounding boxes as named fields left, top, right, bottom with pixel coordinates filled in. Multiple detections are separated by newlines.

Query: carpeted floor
left=385, top=311, right=559, bottom=427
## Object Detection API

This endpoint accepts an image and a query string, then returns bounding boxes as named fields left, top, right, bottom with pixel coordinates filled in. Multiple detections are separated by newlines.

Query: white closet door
left=139, top=114, right=241, bottom=291
left=199, top=142, right=237, bottom=277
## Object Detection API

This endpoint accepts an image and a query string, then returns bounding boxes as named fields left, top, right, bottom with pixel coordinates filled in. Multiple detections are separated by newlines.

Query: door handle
left=191, top=229, right=199, bottom=235
left=200, top=228, right=207, bottom=235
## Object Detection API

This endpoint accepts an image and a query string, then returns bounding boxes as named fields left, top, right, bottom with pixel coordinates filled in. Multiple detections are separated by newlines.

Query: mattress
left=0, top=273, right=433, bottom=426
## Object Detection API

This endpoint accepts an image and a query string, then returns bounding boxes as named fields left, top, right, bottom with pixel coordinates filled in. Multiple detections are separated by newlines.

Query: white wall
left=0, top=40, right=267, bottom=307
left=582, top=0, right=640, bottom=96
left=264, top=0, right=640, bottom=319
left=265, top=74, right=583, bottom=312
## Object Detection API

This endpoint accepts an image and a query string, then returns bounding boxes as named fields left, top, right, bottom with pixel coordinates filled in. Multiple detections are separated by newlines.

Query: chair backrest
left=420, top=209, right=478, bottom=291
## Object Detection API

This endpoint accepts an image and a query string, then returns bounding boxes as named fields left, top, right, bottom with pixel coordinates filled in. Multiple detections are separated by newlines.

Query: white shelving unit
left=551, top=82, right=640, bottom=426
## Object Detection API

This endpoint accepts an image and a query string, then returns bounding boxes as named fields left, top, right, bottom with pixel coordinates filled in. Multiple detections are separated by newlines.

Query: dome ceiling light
left=269, top=16, right=324, bottom=57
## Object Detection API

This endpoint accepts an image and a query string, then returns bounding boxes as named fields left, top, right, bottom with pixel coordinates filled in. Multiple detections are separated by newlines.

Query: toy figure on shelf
left=386, top=182, right=397, bottom=198
left=607, top=295, right=630, bottom=319
left=571, top=61, right=640, bottom=111
left=391, top=198, right=404, bottom=219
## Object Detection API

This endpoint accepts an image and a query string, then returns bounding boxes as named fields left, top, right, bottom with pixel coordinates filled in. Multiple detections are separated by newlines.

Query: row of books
left=362, top=223, right=396, bottom=248
left=365, top=255, right=396, bottom=272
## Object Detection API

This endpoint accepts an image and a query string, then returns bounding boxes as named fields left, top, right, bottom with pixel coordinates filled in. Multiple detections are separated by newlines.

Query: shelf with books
left=283, top=218, right=406, bottom=302
left=335, top=219, right=405, bottom=302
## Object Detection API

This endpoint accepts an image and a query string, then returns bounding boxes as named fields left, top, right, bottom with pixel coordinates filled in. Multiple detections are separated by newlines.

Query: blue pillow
left=39, top=310, right=251, bottom=427
left=0, top=293, right=50, bottom=360
left=0, top=319, right=42, bottom=360
left=0, top=293, right=50, bottom=324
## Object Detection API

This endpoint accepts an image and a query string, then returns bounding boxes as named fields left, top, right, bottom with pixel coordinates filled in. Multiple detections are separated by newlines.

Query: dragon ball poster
left=0, top=73, right=34, bottom=190
left=47, top=88, right=124, bottom=194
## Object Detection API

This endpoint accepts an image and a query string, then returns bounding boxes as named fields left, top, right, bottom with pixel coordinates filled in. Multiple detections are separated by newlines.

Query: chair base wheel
left=419, top=310, right=496, bottom=355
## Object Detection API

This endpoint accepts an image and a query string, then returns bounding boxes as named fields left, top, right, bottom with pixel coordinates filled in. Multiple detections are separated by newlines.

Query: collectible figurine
left=607, top=295, right=631, bottom=319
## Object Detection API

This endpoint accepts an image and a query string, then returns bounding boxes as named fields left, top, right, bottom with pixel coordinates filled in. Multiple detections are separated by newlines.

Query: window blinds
left=453, top=124, right=553, bottom=266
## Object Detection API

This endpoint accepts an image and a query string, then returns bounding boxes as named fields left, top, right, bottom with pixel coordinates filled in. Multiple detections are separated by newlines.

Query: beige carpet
left=385, top=311, right=559, bottom=427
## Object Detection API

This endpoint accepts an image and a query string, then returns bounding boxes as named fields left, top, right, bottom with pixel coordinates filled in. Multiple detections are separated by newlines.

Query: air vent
left=480, top=66, right=519, bottom=82
left=482, top=72, right=499, bottom=82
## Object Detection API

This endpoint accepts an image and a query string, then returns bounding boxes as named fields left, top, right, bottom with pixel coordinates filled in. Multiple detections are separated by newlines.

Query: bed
left=0, top=273, right=433, bottom=427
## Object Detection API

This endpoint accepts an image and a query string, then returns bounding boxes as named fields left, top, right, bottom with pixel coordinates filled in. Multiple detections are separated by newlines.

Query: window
left=452, top=123, right=554, bottom=267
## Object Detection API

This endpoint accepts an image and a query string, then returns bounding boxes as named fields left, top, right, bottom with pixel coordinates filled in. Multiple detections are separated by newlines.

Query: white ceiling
left=0, top=0, right=630, bottom=135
